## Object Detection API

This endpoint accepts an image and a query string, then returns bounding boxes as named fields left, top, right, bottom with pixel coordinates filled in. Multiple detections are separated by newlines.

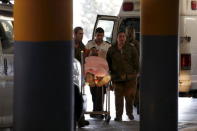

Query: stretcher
left=80, top=51, right=111, bottom=124
left=83, top=81, right=111, bottom=124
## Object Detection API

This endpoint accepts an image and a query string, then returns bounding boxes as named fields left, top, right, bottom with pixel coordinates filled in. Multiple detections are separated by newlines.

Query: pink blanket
left=84, top=56, right=109, bottom=77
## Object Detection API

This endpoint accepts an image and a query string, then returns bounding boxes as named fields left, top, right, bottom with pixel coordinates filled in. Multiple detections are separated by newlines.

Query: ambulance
left=179, top=0, right=197, bottom=97
left=0, top=3, right=13, bottom=128
left=92, top=0, right=197, bottom=97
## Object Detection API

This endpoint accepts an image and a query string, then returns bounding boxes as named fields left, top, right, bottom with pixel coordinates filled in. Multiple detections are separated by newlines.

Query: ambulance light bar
left=181, top=54, right=191, bottom=70
left=123, top=2, right=134, bottom=11
left=191, top=0, right=197, bottom=10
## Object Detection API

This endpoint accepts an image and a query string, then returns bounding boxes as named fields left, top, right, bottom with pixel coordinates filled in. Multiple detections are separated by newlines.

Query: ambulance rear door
left=92, top=15, right=119, bottom=44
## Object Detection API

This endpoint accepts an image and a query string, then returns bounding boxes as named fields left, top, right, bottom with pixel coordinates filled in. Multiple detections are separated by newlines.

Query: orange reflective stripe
left=141, top=0, right=179, bottom=35
left=14, top=0, right=72, bottom=41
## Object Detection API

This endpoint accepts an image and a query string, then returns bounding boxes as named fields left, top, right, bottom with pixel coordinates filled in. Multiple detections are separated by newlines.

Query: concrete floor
left=179, top=97, right=197, bottom=131
left=1, top=90, right=197, bottom=131
left=77, top=89, right=197, bottom=131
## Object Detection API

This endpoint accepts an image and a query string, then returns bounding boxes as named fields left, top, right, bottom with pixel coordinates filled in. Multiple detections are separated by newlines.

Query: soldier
left=125, top=26, right=139, bottom=54
left=125, top=26, right=140, bottom=114
left=106, top=31, right=139, bottom=121
left=86, top=27, right=111, bottom=119
left=73, top=26, right=86, bottom=63
left=73, top=26, right=89, bottom=128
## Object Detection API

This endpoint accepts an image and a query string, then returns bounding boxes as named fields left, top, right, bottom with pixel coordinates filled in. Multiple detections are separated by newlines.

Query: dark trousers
left=114, top=79, right=137, bottom=118
left=134, top=77, right=140, bottom=114
left=90, top=86, right=105, bottom=111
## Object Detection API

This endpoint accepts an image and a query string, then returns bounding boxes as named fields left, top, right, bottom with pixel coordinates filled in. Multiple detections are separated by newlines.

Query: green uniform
left=107, top=43, right=139, bottom=81
left=74, top=41, right=85, bottom=63
left=106, top=43, right=139, bottom=118
left=130, top=40, right=139, bottom=55
left=128, top=39, right=140, bottom=114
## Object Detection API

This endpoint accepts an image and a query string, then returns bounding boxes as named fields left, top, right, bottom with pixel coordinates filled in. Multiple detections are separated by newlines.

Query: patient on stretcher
left=84, top=47, right=111, bottom=87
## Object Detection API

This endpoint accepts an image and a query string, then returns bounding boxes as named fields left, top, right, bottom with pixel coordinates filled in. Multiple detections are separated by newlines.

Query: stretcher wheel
left=104, top=115, right=111, bottom=124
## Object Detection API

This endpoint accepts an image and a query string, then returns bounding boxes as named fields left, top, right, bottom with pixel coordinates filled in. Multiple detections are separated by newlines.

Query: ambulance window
left=119, top=18, right=140, bottom=41
left=96, top=20, right=114, bottom=43
left=0, top=20, right=13, bottom=54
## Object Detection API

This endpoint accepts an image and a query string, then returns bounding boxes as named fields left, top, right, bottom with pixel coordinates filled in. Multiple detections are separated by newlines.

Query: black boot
left=78, top=115, right=89, bottom=128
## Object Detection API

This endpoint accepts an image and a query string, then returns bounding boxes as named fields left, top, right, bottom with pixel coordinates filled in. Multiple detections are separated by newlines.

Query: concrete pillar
left=14, top=0, right=73, bottom=131
left=140, top=0, right=179, bottom=131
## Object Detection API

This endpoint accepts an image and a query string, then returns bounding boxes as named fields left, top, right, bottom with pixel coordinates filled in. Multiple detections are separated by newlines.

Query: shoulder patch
left=105, top=41, right=110, bottom=44
left=129, top=43, right=135, bottom=47
left=88, top=40, right=93, bottom=43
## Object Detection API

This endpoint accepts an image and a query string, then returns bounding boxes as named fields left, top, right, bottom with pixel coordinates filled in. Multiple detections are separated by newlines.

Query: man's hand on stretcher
left=85, top=72, right=111, bottom=87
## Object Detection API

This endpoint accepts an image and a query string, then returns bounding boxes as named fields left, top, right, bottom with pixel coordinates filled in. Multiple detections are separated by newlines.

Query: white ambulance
left=92, top=0, right=197, bottom=97
left=0, top=3, right=13, bottom=128
left=179, top=0, right=197, bottom=97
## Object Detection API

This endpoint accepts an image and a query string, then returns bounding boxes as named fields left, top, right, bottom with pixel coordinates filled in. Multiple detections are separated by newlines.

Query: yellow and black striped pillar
left=14, top=0, right=73, bottom=131
left=140, top=0, right=179, bottom=131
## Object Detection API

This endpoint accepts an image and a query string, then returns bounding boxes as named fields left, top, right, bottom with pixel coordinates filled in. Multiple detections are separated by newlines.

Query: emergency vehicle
left=0, top=2, right=13, bottom=129
left=92, top=0, right=197, bottom=97
left=179, top=0, right=197, bottom=97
